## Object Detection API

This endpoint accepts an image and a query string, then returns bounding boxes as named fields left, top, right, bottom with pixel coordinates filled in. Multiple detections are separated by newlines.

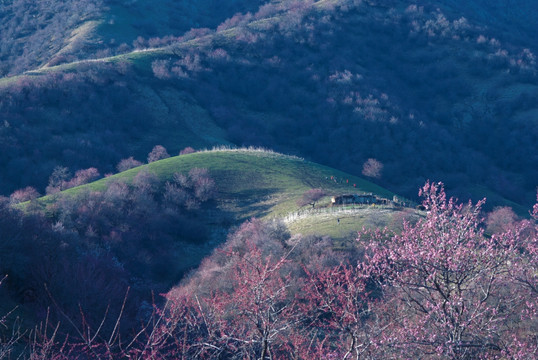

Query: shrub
left=9, top=186, right=40, bottom=204
left=116, top=157, right=143, bottom=172
left=147, top=145, right=170, bottom=163
left=179, top=147, right=196, bottom=155
left=151, top=60, right=171, bottom=79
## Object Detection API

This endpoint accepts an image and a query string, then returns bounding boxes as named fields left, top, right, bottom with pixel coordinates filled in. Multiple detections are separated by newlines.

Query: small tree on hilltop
left=297, top=188, right=325, bottom=208
left=179, top=146, right=196, bottom=155
left=46, top=166, right=71, bottom=194
left=65, top=167, right=100, bottom=188
left=116, top=156, right=143, bottom=172
left=147, top=145, right=170, bottom=163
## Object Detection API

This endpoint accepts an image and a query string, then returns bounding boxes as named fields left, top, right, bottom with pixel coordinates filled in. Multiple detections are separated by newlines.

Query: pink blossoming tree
left=359, top=182, right=537, bottom=359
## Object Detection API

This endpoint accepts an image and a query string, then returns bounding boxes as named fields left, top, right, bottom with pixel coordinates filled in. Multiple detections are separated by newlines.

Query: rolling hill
left=21, top=148, right=406, bottom=288
left=2, top=148, right=407, bottom=332
left=35, top=147, right=399, bottom=234
left=0, top=0, right=535, bottom=212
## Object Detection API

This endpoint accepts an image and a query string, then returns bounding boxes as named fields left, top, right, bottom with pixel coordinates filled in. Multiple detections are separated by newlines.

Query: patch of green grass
left=285, top=206, right=396, bottom=244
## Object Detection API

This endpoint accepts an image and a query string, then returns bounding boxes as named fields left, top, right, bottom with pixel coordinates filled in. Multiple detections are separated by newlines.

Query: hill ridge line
left=0, top=0, right=340, bottom=81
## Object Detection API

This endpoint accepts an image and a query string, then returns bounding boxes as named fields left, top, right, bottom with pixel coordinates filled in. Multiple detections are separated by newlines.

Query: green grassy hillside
left=12, top=149, right=405, bottom=301
left=36, top=148, right=400, bottom=238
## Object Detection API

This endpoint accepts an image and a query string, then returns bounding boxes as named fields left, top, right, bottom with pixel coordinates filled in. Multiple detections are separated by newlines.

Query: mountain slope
left=3, top=149, right=401, bottom=329
left=0, top=0, right=536, bottom=210
left=0, top=0, right=103, bottom=76
left=0, top=0, right=268, bottom=76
